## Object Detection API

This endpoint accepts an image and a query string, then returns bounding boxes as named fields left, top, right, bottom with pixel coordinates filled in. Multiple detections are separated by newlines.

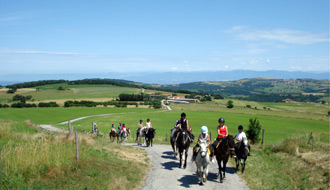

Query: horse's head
left=148, top=128, right=156, bottom=138
left=199, top=139, right=208, bottom=158
left=226, top=135, right=236, bottom=158
left=127, top=128, right=130, bottom=135
left=179, top=130, right=189, bottom=145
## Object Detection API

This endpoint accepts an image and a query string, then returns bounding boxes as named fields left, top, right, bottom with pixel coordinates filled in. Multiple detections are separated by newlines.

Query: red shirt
left=217, top=125, right=227, bottom=139
left=121, top=126, right=126, bottom=131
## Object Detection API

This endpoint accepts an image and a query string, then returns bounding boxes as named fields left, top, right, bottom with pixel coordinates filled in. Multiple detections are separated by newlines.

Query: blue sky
left=0, top=0, right=329, bottom=75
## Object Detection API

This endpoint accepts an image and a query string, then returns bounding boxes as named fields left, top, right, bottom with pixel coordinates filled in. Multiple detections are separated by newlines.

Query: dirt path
left=136, top=144, right=249, bottom=190
left=39, top=125, right=65, bottom=132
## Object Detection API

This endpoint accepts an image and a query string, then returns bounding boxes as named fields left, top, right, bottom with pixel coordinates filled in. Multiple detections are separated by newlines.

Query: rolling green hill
left=157, top=78, right=330, bottom=102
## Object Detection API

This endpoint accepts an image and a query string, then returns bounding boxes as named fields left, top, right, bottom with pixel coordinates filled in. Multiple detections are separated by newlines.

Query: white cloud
left=224, top=65, right=228, bottom=68
left=228, top=26, right=329, bottom=45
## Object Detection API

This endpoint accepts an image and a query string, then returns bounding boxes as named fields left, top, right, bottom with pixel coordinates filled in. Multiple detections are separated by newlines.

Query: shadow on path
left=178, top=174, right=199, bottom=188
left=161, top=161, right=178, bottom=170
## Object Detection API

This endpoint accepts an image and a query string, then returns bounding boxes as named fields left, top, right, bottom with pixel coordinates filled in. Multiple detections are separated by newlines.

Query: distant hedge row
left=0, top=102, right=59, bottom=108
left=64, top=100, right=161, bottom=109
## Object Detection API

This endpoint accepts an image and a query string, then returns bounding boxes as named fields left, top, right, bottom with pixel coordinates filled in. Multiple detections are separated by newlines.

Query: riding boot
left=248, top=144, right=251, bottom=156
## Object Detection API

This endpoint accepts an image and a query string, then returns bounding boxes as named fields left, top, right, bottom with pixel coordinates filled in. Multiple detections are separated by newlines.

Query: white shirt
left=235, top=132, right=247, bottom=142
left=146, top=122, right=151, bottom=128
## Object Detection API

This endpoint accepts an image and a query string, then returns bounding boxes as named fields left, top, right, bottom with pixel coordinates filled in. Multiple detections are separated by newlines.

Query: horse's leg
left=199, top=165, right=203, bottom=185
left=183, top=148, right=188, bottom=169
left=151, top=138, right=153, bottom=147
left=236, top=157, right=239, bottom=170
left=223, top=157, right=228, bottom=179
left=242, top=157, right=246, bottom=173
left=203, top=165, right=207, bottom=183
left=179, top=150, right=182, bottom=168
left=218, top=159, right=223, bottom=183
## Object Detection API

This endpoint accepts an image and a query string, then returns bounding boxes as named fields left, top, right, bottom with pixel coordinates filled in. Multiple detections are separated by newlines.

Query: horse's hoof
left=199, top=181, right=203, bottom=185
left=220, top=180, right=223, bottom=183
left=203, top=178, right=207, bottom=183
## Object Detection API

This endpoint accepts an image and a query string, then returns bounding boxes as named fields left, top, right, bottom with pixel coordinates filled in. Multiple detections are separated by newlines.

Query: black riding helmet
left=238, top=125, right=243, bottom=130
left=218, top=117, right=225, bottom=123
left=181, top=112, right=186, bottom=117
left=140, top=119, right=143, bottom=122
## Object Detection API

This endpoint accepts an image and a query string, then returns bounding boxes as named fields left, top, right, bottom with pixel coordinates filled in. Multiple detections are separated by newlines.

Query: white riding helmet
left=201, top=126, right=208, bottom=134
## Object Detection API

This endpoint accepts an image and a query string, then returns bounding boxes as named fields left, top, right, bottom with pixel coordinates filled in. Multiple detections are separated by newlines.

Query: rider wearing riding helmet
left=176, top=112, right=194, bottom=142
left=192, top=126, right=214, bottom=162
left=121, top=123, right=126, bottom=134
left=111, top=123, right=116, bottom=132
left=117, top=122, right=122, bottom=135
left=234, top=125, right=251, bottom=156
left=137, top=119, right=143, bottom=136
left=146, top=118, right=152, bottom=134
left=212, top=117, right=228, bottom=151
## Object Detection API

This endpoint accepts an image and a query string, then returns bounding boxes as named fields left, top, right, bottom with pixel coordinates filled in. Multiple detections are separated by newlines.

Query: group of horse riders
left=110, top=122, right=130, bottom=136
left=171, top=112, right=250, bottom=162
left=136, top=118, right=153, bottom=136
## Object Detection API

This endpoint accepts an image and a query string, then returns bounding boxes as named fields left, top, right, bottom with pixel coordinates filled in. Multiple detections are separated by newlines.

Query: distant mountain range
left=0, top=70, right=329, bottom=86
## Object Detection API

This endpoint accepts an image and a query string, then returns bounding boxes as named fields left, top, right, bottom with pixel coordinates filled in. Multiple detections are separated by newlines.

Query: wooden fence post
left=308, top=132, right=313, bottom=144
left=75, top=131, right=79, bottom=161
left=261, top=129, right=265, bottom=145
left=68, top=120, right=71, bottom=133
left=165, top=134, right=167, bottom=142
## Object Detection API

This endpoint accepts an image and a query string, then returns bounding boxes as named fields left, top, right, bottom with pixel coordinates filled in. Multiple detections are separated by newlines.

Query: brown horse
left=214, top=135, right=236, bottom=183
left=176, top=129, right=191, bottom=169
left=109, top=130, right=117, bottom=142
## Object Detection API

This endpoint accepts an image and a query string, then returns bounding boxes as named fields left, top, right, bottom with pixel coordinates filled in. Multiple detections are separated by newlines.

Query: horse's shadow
left=163, top=151, right=174, bottom=155
left=178, top=174, right=199, bottom=187
left=161, top=161, right=177, bottom=170
left=225, top=166, right=237, bottom=174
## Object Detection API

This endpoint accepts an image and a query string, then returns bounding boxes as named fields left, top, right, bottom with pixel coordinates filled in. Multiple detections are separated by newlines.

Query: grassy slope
left=0, top=83, right=169, bottom=103
left=0, top=120, right=149, bottom=190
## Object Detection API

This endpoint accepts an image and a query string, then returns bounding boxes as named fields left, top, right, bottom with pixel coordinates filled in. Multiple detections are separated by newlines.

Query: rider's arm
left=150, top=122, right=152, bottom=128
left=186, top=120, right=190, bottom=130
left=225, top=126, right=228, bottom=136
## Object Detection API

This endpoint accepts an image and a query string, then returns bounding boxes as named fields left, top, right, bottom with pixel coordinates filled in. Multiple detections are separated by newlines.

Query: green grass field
left=0, top=83, right=169, bottom=103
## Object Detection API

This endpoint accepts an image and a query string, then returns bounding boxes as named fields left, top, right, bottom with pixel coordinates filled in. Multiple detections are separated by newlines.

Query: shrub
left=38, top=102, right=59, bottom=107
left=227, top=100, right=234, bottom=108
left=58, top=86, right=66, bottom=90
left=3, top=104, right=9, bottom=108
left=213, top=94, right=224, bottom=99
left=246, top=105, right=251, bottom=108
left=246, top=118, right=262, bottom=144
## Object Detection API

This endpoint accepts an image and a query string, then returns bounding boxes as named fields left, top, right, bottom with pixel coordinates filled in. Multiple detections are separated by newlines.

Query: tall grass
left=232, top=133, right=330, bottom=190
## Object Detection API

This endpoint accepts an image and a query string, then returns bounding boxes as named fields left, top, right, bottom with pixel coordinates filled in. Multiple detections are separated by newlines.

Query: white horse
left=137, top=127, right=147, bottom=146
left=121, top=128, right=128, bottom=144
left=195, top=139, right=210, bottom=185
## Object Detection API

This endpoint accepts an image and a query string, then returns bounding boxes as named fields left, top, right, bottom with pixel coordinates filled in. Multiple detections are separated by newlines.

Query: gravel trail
left=137, top=144, right=249, bottom=190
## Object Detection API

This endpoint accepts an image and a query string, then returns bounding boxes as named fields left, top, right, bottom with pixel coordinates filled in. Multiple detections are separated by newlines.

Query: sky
left=0, top=0, right=329, bottom=76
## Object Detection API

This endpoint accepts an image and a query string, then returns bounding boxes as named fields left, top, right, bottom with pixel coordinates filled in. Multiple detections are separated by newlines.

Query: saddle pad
left=196, top=147, right=200, bottom=153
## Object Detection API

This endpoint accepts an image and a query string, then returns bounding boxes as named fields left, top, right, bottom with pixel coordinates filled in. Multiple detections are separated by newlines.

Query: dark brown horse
left=109, top=130, right=117, bottom=142
left=215, top=135, right=236, bottom=183
left=176, top=129, right=191, bottom=169
left=145, top=128, right=155, bottom=147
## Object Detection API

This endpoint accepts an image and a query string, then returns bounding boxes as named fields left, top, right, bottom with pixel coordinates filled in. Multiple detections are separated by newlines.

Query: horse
left=235, top=137, right=249, bottom=173
left=176, top=129, right=191, bottom=169
left=214, top=135, right=236, bottom=183
left=119, top=129, right=128, bottom=144
left=126, top=128, right=131, bottom=137
left=145, top=128, right=155, bottom=147
left=136, top=127, right=147, bottom=145
left=170, top=128, right=179, bottom=157
left=195, top=139, right=210, bottom=185
left=109, top=130, right=117, bottom=142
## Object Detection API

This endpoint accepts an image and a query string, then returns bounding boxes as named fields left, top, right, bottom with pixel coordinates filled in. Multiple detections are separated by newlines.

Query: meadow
left=0, top=84, right=329, bottom=189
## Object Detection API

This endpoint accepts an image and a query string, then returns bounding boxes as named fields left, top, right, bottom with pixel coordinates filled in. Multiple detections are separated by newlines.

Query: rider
left=92, top=122, right=98, bottom=134
left=234, top=125, right=251, bottom=156
left=212, top=117, right=228, bottom=152
left=192, top=126, right=214, bottom=162
left=111, top=123, right=116, bottom=132
left=121, top=123, right=126, bottom=134
left=117, top=122, right=122, bottom=135
left=171, top=120, right=180, bottom=138
left=137, top=119, right=143, bottom=136
left=176, top=112, right=194, bottom=143
left=146, top=118, right=152, bottom=134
